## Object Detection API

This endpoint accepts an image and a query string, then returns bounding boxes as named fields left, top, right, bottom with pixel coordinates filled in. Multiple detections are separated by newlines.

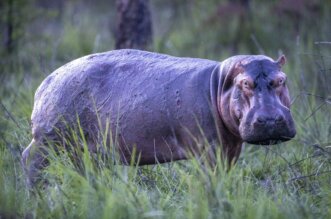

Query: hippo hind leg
left=21, top=139, right=49, bottom=188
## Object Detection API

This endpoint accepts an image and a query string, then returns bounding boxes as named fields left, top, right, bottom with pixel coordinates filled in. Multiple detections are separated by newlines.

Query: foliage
left=0, top=0, right=331, bottom=218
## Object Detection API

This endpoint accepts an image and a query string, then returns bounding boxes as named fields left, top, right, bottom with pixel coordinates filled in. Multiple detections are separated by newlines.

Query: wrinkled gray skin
left=22, top=49, right=296, bottom=186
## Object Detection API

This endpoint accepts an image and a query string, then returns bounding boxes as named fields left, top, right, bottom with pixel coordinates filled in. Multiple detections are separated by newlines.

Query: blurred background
left=1, top=0, right=331, bottom=91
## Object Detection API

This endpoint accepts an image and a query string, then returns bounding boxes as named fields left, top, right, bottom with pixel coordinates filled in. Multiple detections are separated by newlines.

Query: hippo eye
left=279, top=77, right=285, bottom=85
left=242, top=79, right=254, bottom=90
left=243, top=79, right=250, bottom=88
left=270, top=77, right=286, bottom=88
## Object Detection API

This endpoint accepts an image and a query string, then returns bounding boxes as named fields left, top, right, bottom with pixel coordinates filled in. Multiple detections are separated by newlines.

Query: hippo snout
left=241, top=108, right=296, bottom=145
left=253, top=113, right=285, bottom=126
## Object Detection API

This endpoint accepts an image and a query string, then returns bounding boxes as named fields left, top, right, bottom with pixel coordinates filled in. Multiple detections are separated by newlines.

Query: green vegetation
left=1, top=1, right=330, bottom=218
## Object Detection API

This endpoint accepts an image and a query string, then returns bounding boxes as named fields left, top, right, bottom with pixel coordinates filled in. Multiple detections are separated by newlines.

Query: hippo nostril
left=255, top=115, right=284, bottom=126
left=275, top=115, right=284, bottom=123
left=256, top=116, right=266, bottom=124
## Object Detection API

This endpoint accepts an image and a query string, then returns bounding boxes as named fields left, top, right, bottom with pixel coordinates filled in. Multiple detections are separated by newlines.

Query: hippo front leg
left=222, top=143, right=242, bottom=166
left=21, top=139, right=48, bottom=188
left=219, top=130, right=243, bottom=167
left=202, top=139, right=241, bottom=169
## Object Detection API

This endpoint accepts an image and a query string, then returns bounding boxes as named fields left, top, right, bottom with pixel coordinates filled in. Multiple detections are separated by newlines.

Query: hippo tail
left=21, top=139, right=36, bottom=167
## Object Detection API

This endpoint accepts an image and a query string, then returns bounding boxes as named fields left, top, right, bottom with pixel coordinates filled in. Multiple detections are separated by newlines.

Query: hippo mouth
left=246, top=136, right=293, bottom=145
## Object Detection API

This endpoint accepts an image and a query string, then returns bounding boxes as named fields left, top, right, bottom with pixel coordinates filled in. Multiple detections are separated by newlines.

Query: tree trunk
left=115, top=0, right=152, bottom=50
left=5, top=0, right=14, bottom=54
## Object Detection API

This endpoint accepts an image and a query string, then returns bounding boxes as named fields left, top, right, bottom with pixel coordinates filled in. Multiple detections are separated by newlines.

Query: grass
left=1, top=1, right=331, bottom=218
left=1, top=130, right=331, bottom=218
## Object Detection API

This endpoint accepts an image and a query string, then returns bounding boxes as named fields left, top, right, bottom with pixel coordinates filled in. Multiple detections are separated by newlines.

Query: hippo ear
left=276, top=55, right=286, bottom=68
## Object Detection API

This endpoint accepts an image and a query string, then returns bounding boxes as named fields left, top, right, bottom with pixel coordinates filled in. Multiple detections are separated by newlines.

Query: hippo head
left=220, top=55, right=296, bottom=145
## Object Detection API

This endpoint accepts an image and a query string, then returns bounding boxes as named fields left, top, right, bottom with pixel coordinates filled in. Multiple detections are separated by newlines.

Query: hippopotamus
left=22, top=49, right=296, bottom=185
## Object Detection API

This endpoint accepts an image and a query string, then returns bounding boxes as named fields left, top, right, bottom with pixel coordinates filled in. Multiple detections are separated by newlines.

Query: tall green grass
left=1, top=119, right=331, bottom=218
